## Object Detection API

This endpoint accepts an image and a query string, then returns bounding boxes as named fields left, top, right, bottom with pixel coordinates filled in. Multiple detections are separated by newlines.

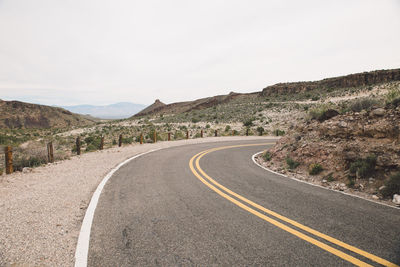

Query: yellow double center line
left=189, top=143, right=398, bottom=267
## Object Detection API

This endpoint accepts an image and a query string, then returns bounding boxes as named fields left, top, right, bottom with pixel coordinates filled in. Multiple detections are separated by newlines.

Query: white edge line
left=74, top=137, right=269, bottom=266
left=74, top=148, right=161, bottom=267
left=251, top=151, right=400, bottom=210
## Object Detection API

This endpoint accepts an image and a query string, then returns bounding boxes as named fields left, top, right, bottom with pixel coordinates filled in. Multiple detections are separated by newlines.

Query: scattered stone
left=393, top=194, right=400, bottom=205
left=339, top=183, right=347, bottom=191
left=322, top=179, right=327, bottom=183
left=378, top=185, right=386, bottom=192
left=22, top=167, right=32, bottom=173
left=372, top=195, right=379, bottom=200
left=371, top=108, right=385, bottom=117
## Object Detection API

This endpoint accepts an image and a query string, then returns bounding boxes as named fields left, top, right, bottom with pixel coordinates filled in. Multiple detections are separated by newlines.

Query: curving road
left=86, top=139, right=400, bottom=266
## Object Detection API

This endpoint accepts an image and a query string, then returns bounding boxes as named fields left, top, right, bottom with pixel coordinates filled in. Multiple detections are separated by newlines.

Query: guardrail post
left=47, top=142, right=54, bottom=163
left=76, top=137, right=81, bottom=155
left=5, top=146, right=13, bottom=174
left=201, top=130, right=203, bottom=138
left=215, top=130, right=218, bottom=137
left=119, top=134, right=122, bottom=147
left=100, top=136, right=104, bottom=150
left=186, top=130, right=189, bottom=139
left=168, top=132, right=171, bottom=141
left=153, top=131, right=157, bottom=143
left=140, top=133, right=143, bottom=144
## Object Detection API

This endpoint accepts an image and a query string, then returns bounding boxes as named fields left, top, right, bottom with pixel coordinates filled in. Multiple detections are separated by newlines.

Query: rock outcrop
left=261, top=69, right=400, bottom=96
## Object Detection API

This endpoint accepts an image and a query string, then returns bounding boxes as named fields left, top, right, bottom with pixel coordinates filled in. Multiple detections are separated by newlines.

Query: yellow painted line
left=189, top=144, right=399, bottom=267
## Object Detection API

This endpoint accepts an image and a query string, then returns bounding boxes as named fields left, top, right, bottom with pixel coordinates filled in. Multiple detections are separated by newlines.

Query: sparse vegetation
left=263, top=151, right=271, bottom=161
left=326, top=173, right=335, bottom=182
left=286, top=157, right=300, bottom=170
left=309, top=163, right=323, bottom=175
left=274, top=129, right=285, bottom=136
left=349, top=154, right=377, bottom=179
left=381, top=172, right=400, bottom=198
left=256, top=126, right=264, bottom=136
left=14, top=155, right=47, bottom=171
left=348, top=97, right=379, bottom=112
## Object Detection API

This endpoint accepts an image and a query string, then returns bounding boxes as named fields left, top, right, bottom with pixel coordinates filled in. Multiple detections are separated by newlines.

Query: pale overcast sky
left=0, top=0, right=399, bottom=106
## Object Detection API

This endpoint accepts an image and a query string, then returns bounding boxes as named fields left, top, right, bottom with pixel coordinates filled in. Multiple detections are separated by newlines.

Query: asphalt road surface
left=87, top=139, right=400, bottom=266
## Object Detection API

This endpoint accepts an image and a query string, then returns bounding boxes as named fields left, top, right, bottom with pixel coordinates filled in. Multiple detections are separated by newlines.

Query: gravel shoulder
left=0, top=136, right=276, bottom=267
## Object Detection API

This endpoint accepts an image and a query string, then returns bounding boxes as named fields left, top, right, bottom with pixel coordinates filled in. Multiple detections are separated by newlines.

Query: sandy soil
left=0, top=136, right=276, bottom=267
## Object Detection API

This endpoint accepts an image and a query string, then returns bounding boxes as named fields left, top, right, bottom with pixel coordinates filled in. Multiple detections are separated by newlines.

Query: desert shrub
left=14, top=155, right=47, bottom=171
left=309, top=106, right=326, bottom=120
left=286, top=157, right=300, bottom=170
left=232, top=130, right=239, bottom=136
left=385, top=88, right=400, bottom=104
left=243, top=117, right=255, bottom=127
left=0, top=168, right=3, bottom=175
left=274, top=129, right=285, bottom=136
left=112, top=139, right=117, bottom=145
left=349, top=154, right=376, bottom=178
left=225, top=125, right=231, bottom=132
left=206, top=124, right=210, bottom=128
left=256, top=126, right=264, bottom=136
left=309, top=106, right=339, bottom=122
left=191, top=118, right=200, bottom=123
left=85, top=143, right=97, bottom=152
left=71, top=145, right=77, bottom=153
left=122, top=137, right=133, bottom=144
left=326, top=173, right=335, bottom=182
left=263, top=151, right=271, bottom=161
left=309, top=163, right=323, bottom=175
left=381, top=172, right=400, bottom=198
left=349, top=98, right=379, bottom=112
left=84, top=136, right=101, bottom=151
left=311, top=95, right=320, bottom=101
left=347, top=178, right=355, bottom=188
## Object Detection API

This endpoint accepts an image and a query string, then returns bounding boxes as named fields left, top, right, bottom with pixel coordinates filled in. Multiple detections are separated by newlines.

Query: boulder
left=393, top=194, right=400, bottom=205
left=371, top=108, right=385, bottom=117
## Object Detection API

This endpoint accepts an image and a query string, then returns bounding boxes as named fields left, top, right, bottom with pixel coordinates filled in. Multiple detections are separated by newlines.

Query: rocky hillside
left=259, top=100, right=400, bottom=204
left=261, top=68, right=400, bottom=96
left=134, top=68, right=400, bottom=118
left=133, top=92, right=258, bottom=117
left=0, top=100, right=97, bottom=129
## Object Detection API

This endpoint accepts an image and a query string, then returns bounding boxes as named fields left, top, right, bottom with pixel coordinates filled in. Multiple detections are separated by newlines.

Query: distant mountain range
left=62, top=102, right=146, bottom=119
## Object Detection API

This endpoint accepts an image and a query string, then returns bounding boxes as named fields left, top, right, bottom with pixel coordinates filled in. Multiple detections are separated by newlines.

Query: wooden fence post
left=201, top=130, right=203, bottom=138
left=186, top=130, right=189, bottom=139
left=100, top=136, right=104, bottom=150
left=76, top=137, right=81, bottom=155
left=119, top=134, right=122, bottom=147
left=140, top=133, right=143, bottom=144
left=47, top=142, right=54, bottom=163
left=153, top=131, right=157, bottom=143
left=168, top=132, right=171, bottom=141
left=215, top=130, right=218, bottom=137
left=246, top=128, right=249, bottom=136
left=5, top=146, right=13, bottom=174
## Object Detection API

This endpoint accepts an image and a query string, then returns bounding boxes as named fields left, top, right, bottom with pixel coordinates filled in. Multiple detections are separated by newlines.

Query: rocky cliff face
left=262, top=104, right=400, bottom=201
left=261, top=69, right=400, bottom=96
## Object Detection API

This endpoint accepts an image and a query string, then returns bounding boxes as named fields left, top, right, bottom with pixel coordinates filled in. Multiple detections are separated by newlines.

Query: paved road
left=88, top=139, right=400, bottom=266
